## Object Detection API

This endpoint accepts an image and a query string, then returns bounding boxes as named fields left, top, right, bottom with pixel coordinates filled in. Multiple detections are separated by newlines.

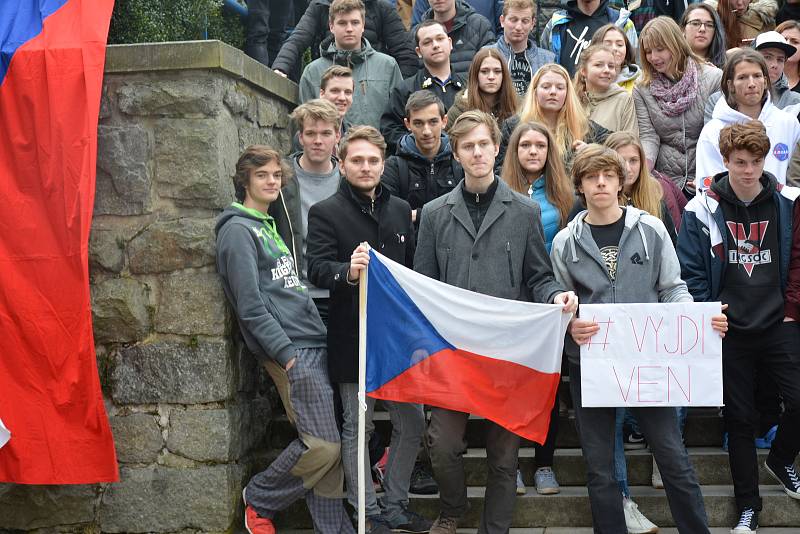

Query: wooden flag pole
left=357, top=244, right=369, bottom=534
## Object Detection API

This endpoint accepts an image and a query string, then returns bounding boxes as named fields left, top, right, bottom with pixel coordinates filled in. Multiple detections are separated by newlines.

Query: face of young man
left=298, top=118, right=339, bottom=165
left=404, top=103, right=446, bottom=156
left=723, top=148, right=765, bottom=197
left=416, top=24, right=453, bottom=69
left=759, top=46, right=787, bottom=85
left=730, top=60, right=766, bottom=109
left=579, top=169, right=623, bottom=211
left=341, top=139, right=384, bottom=195
left=430, top=0, right=456, bottom=18
left=454, top=124, right=499, bottom=180
left=244, top=161, right=283, bottom=208
left=320, top=76, right=354, bottom=117
left=329, top=10, right=364, bottom=50
left=500, top=8, right=535, bottom=50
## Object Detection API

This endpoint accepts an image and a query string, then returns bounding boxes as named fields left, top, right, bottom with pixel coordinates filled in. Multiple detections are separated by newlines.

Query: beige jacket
left=584, top=84, right=638, bottom=135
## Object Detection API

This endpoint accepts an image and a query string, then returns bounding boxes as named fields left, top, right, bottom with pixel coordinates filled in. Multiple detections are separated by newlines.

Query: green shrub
left=108, top=0, right=245, bottom=49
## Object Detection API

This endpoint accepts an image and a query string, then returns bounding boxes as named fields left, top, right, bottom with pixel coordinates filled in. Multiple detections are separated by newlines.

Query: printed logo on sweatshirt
left=271, top=256, right=305, bottom=290
left=773, top=143, right=790, bottom=162
left=725, top=221, right=771, bottom=277
left=566, top=26, right=591, bottom=67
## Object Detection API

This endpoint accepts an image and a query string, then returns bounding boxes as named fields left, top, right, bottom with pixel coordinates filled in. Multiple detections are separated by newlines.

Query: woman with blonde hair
left=497, top=63, right=609, bottom=173
left=501, top=120, right=575, bottom=496
left=446, top=48, right=519, bottom=129
left=573, top=44, right=638, bottom=134
left=589, top=24, right=640, bottom=92
left=633, top=16, right=722, bottom=195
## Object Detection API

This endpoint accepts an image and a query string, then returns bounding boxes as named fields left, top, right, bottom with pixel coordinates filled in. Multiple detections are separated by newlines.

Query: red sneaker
left=244, top=505, right=276, bottom=534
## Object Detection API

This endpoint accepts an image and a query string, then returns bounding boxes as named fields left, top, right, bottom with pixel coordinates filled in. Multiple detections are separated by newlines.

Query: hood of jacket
left=617, top=63, right=640, bottom=84
left=711, top=90, right=775, bottom=123
left=564, top=206, right=654, bottom=264
left=215, top=202, right=275, bottom=237
left=709, top=170, right=777, bottom=207
left=586, top=82, right=626, bottom=105
left=319, top=36, right=375, bottom=63
left=397, top=132, right=454, bottom=162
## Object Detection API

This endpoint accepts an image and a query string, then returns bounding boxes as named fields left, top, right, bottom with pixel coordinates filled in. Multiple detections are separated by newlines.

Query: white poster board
left=0, top=417, right=9, bottom=449
left=580, top=302, right=723, bottom=407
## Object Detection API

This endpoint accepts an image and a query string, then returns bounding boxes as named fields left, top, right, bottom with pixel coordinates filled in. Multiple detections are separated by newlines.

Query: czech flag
left=0, top=0, right=118, bottom=483
left=365, top=250, right=571, bottom=443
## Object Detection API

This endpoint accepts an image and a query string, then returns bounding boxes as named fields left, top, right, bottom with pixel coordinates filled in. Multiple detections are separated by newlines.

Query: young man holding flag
left=412, top=110, right=578, bottom=534
left=550, top=144, right=728, bottom=534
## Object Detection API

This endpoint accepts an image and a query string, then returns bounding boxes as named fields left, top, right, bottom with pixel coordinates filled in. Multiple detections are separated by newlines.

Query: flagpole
left=357, top=246, right=369, bottom=534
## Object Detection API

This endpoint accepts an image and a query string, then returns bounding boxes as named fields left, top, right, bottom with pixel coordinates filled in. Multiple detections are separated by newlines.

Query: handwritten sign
left=580, top=302, right=723, bottom=407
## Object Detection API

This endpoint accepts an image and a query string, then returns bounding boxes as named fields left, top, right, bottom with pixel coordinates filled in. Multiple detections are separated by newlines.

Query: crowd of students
left=219, top=1, right=800, bottom=533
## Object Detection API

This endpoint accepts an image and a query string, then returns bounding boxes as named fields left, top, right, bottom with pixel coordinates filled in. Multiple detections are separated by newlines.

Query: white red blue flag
left=365, top=250, right=570, bottom=443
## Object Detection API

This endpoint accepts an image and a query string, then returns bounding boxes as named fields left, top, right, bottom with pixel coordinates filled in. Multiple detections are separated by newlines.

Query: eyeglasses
left=686, top=20, right=715, bottom=30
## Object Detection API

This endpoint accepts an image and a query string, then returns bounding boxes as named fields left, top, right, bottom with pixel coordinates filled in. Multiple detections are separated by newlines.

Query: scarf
left=649, top=58, right=699, bottom=117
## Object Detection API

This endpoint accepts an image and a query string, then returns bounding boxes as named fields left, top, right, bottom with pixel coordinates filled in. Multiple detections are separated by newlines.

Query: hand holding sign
left=579, top=302, right=724, bottom=407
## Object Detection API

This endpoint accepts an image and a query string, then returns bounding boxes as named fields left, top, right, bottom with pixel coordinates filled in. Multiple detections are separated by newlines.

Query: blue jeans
left=571, top=363, right=709, bottom=534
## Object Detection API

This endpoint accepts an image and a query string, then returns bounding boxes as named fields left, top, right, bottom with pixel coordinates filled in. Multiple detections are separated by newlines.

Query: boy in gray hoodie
left=550, top=144, right=726, bottom=534
left=215, top=146, right=354, bottom=534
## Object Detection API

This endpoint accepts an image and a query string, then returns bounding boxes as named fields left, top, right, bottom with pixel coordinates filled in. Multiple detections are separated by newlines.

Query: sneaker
left=516, top=468, right=527, bottom=495
left=623, top=430, right=647, bottom=450
left=534, top=466, right=560, bottom=495
left=367, top=515, right=393, bottom=534
left=755, top=425, right=778, bottom=449
left=623, top=497, right=658, bottom=534
left=731, top=507, right=758, bottom=533
left=765, top=454, right=800, bottom=499
left=386, top=508, right=433, bottom=533
left=409, top=462, right=438, bottom=495
left=244, top=504, right=276, bottom=534
left=651, top=457, right=663, bottom=489
left=429, top=515, right=458, bottom=534
left=373, top=447, right=389, bottom=493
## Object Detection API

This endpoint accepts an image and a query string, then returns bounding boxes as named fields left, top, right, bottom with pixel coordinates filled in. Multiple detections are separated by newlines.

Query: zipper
left=443, top=247, right=451, bottom=280
left=506, top=241, right=515, bottom=287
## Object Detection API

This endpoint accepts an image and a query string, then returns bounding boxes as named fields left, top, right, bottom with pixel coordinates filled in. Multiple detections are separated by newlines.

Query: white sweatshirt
left=696, top=94, right=800, bottom=189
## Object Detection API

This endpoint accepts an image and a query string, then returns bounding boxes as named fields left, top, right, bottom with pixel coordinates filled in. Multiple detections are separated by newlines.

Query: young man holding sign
left=678, top=121, right=800, bottom=533
left=550, top=144, right=728, bottom=534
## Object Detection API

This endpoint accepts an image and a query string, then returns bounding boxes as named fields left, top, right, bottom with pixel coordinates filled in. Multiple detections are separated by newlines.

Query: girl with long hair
left=679, top=3, right=728, bottom=68
left=500, top=120, right=574, bottom=496
left=573, top=44, right=638, bottom=134
left=778, top=19, right=800, bottom=91
left=446, top=48, right=519, bottom=129
left=497, top=64, right=609, bottom=173
left=712, top=0, right=775, bottom=48
left=633, top=16, right=722, bottom=195
left=589, top=24, right=640, bottom=93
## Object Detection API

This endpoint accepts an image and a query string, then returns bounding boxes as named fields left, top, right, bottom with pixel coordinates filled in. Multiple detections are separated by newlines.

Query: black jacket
left=379, top=67, right=464, bottom=155
left=412, top=1, right=495, bottom=79
left=272, top=0, right=418, bottom=80
left=382, top=133, right=463, bottom=234
left=306, top=180, right=415, bottom=383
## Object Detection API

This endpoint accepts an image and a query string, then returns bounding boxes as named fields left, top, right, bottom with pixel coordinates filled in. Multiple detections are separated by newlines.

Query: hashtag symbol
left=585, top=316, right=613, bottom=351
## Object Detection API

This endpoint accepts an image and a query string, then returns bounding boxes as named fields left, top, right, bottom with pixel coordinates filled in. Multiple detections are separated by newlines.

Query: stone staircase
left=267, top=403, right=800, bottom=530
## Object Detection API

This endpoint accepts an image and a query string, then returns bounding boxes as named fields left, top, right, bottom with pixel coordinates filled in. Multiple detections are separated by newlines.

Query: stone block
left=118, top=78, right=226, bottom=117
left=111, top=341, right=233, bottom=404
left=223, top=85, right=251, bottom=118
left=96, top=124, right=153, bottom=216
left=0, top=484, right=96, bottom=529
left=98, top=465, right=238, bottom=532
left=89, top=227, right=126, bottom=274
left=256, top=97, right=290, bottom=128
left=154, top=271, right=228, bottom=336
left=127, top=218, right=216, bottom=274
left=154, top=119, right=237, bottom=210
left=91, top=277, right=152, bottom=344
left=110, top=412, right=164, bottom=464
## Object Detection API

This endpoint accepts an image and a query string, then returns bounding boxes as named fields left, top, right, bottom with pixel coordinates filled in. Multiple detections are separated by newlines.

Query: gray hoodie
left=550, top=207, right=692, bottom=364
left=215, top=203, right=326, bottom=366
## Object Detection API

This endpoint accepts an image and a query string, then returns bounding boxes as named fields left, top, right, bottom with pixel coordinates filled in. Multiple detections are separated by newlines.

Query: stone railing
left=0, top=40, right=297, bottom=532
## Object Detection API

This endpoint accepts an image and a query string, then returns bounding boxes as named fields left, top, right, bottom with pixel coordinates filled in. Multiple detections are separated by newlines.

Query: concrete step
left=273, top=485, right=800, bottom=529
left=269, top=408, right=726, bottom=450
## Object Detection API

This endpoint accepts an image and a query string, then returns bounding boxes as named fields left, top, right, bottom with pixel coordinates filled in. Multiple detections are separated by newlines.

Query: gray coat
left=414, top=178, right=564, bottom=304
left=633, top=61, right=722, bottom=190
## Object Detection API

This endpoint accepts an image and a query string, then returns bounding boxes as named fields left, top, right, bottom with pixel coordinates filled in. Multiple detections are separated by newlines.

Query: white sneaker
left=652, top=457, right=664, bottom=489
left=623, top=497, right=658, bottom=534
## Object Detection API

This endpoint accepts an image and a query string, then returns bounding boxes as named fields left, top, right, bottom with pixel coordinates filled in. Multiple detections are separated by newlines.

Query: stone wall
left=0, top=40, right=297, bottom=533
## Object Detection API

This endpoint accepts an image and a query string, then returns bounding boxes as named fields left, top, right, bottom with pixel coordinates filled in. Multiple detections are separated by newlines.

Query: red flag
left=0, top=0, right=118, bottom=483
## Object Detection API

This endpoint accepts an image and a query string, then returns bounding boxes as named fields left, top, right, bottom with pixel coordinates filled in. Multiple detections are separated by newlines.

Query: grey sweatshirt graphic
left=215, top=203, right=326, bottom=366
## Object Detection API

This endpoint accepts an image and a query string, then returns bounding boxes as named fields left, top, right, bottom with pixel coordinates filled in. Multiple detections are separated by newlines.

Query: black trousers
left=723, top=322, right=800, bottom=511
left=245, top=0, right=294, bottom=66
